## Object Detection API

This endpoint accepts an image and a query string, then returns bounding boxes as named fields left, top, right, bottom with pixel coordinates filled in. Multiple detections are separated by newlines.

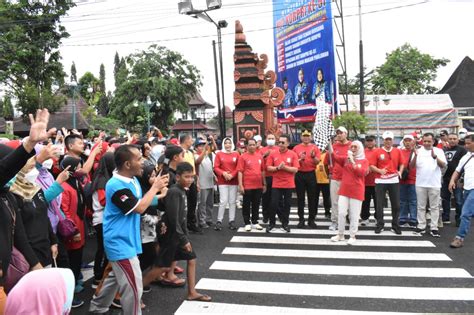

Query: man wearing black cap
left=293, top=129, right=321, bottom=228
left=361, top=135, right=377, bottom=226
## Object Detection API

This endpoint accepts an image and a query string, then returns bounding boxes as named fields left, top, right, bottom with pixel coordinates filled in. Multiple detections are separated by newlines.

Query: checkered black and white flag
left=312, top=101, right=335, bottom=151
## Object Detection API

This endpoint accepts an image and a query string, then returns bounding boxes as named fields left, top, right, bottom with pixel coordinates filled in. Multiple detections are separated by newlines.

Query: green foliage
left=0, top=134, right=15, bottom=140
left=3, top=96, right=15, bottom=121
left=371, top=43, right=449, bottom=94
left=339, top=68, right=374, bottom=95
left=109, top=45, right=202, bottom=131
left=82, top=106, right=120, bottom=135
left=78, top=72, right=99, bottom=99
left=113, top=52, right=120, bottom=88
left=0, top=0, right=74, bottom=115
left=71, top=62, right=77, bottom=82
left=333, top=111, right=368, bottom=139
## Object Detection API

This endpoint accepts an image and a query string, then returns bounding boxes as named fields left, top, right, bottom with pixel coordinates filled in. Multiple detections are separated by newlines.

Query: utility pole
left=359, top=0, right=365, bottom=114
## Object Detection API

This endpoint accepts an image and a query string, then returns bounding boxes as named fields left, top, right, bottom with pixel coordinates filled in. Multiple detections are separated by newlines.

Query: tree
left=70, top=62, right=77, bottom=83
left=333, top=111, right=368, bottom=139
left=109, top=45, right=202, bottom=131
left=113, top=52, right=120, bottom=88
left=97, top=64, right=109, bottom=115
left=0, top=0, right=74, bottom=115
left=371, top=43, right=449, bottom=94
left=3, top=96, right=14, bottom=121
left=339, top=68, right=374, bottom=95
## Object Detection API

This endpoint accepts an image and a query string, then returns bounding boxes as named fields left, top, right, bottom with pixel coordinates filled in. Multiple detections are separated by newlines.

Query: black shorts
left=154, top=242, right=197, bottom=268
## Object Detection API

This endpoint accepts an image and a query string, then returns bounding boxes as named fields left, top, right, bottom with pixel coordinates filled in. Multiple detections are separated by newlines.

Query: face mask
left=24, top=168, right=40, bottom=184
left=459, top=133, right=466, bottom=140
left=42, top=159, right=54, bottom=170
left=267, top=139, right=275, bottom=146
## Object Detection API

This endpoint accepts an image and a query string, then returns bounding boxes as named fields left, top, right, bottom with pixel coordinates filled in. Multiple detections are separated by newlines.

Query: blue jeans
left=441, top=181, right=463, bottom=223
left=400, top=184, right=417, bottom=225
left=456, top=189, right=474, bottom=239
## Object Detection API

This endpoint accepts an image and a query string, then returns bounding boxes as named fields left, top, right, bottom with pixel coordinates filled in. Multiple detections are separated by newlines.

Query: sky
left=59, top=0, right=474, bottom=113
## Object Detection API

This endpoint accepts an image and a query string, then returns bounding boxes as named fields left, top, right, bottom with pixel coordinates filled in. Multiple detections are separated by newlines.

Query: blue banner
left=273, top=0, right=338, bottom=123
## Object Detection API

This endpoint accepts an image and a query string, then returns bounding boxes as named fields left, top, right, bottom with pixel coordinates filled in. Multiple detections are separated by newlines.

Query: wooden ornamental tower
left=233, top=20, right=284, bottom=142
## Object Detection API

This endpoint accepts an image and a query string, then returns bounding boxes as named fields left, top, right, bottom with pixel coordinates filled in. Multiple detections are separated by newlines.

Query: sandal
left=174, top=266, right=184, bottom=274
left=159, top=278, right=185, bottom=287
left=187, top=294, right=212, bottom=302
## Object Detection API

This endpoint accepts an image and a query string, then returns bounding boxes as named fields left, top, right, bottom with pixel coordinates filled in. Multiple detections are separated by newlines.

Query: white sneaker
left=244, top=224, right=252, bottom=232
left=331, top=234, right=345, bottom=242
left=347, top=237, right=357, bottom=245
left=328, top=222, right=338, bottom=231
left=360, top=219, right=370, bottom=226
left=253, top=224, right=263, bottom=230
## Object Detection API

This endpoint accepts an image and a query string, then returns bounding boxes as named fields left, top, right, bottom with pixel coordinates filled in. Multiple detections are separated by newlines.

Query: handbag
left=54, top=207, right=78, bottom=238
left=4, top=247, right=30, bottom=293
left=401, top=151, right=414, bottom=181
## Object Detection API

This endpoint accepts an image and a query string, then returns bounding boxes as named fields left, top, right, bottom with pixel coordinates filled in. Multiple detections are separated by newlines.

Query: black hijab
left=0, top=144, right=14, bottom=193
left=91, top=152, right=115, bottom=192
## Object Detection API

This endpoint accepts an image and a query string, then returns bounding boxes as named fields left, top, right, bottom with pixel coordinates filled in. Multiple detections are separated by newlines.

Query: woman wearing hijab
left=0, top=145, right=43, bottom=313
left=5, top=268, right=75, bottom=315
left=311, top=68, right=332, bottom=106
left=213, top=137, right=240, bottom=231
left=90, top=152, right=115, bottom=288
left=329, top=140, right=369, bottom=245
left=9, top=155, right=70, bottom=268
left=60, top=156, right=86, bottom=304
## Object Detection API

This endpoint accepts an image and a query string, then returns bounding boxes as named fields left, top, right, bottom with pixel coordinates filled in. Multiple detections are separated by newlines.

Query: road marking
left=175, top=301, right=422, bottom=314
left=222, top=247, right=452, bottom=261
left=195, top=278, right=474, bottom=301
left=210, top=261, right=472, bottom=278
left=230, top=236, right=436, bottom=247
left=237, top=227, right=420, bottom=237
left=290, top=214, right=393, bottom=220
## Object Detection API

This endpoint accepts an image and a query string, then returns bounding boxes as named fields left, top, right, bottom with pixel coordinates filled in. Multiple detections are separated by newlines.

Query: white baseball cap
left=336, top=126, right=348, bottom=134
left=253, top=135, right=262, bottom=142
left=403, top=134, right=414, bottom=141
left=459, top=128, right=468, bottom=134
left=382, top=131, right=394, bottom=140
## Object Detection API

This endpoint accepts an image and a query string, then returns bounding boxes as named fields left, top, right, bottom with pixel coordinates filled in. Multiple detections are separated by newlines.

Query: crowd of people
left=0, top=109, right=473, bottom=315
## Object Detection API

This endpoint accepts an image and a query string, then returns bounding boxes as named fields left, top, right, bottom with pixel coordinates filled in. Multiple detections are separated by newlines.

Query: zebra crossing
left=175, top=206, right=474, bottom=314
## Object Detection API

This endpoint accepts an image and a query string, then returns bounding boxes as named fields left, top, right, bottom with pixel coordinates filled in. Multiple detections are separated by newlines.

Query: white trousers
left=217, top=185, right=238, bottom=223
left=337, top=195, right=363, bottom=237
left=416, top=186, right=441, bottom=230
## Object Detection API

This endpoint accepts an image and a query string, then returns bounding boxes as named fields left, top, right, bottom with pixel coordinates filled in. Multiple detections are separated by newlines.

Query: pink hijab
left=5, top=268, right=74, bottom=315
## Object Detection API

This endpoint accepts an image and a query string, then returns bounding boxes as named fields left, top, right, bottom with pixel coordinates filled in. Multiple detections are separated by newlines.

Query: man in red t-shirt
left=324, top=126, right=351, bottom=231
left=260, top=133, right=279, bottom=223
left=293, top=129, right=321, bottom=228
left=266, top=134, right=300, bottom=233
left=368, top=131, right=405, bottom=234
left=361, top=135, right=377, bottom=226
left=238, top=138, right=266, bottom=231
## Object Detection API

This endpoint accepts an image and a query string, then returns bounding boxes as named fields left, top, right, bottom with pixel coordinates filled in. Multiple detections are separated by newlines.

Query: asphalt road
left=72, top=203, right=474, bottom=315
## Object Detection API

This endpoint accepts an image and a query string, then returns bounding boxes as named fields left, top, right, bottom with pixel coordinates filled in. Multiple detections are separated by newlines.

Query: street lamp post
left=134, top=95, right=160, bottom=133
left=366, top=89, right=390, bottom=147
left=178, top=0, right=226, bottom=138
left=70, top=80, right=78, bottom=130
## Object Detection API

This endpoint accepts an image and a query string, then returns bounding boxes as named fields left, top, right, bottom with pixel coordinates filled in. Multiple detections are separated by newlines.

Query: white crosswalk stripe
left=195, top=278, right=474, bottom=300
left=209, top=261, right=472, bottom=278
left=177, top=301, right=421, bottom=314
left=222, top=247, right=452, bottom=261
left=237, top=227, right=419, bottom=236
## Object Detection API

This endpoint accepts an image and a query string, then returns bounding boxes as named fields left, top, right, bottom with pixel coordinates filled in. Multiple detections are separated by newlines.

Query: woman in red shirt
left=213, top=138, right=240, bottom=231
left=330, top=141, right=368, bottom=245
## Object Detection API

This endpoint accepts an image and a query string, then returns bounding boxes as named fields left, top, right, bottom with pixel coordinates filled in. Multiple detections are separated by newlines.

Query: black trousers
left=243, top=189, right=263, bottom=225
left=187, top=179, right=198, bottom=227
left=295, top=171, right=317, bottom=222
left=139, top=242, right=157, bottom=271
left=67, top=246, right=84, bottom=283
left=361, top=185, right=377, bottom=220
left=315, top=183, right=331, bottom=214
left=270, top=188, right=293, bottom=226
left=93, top=224, right=108, bottom=281
left=56, top=233, right=70, bottom=269
left=261, top=176, right=273, bottom=220
left=375, top=183, right=400, bottom=229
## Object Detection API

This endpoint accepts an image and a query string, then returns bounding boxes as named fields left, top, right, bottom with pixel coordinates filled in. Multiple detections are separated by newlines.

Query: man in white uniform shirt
left=410, top=133, right=447, bottom=237
left=449, top=134, right=474, bottom=248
